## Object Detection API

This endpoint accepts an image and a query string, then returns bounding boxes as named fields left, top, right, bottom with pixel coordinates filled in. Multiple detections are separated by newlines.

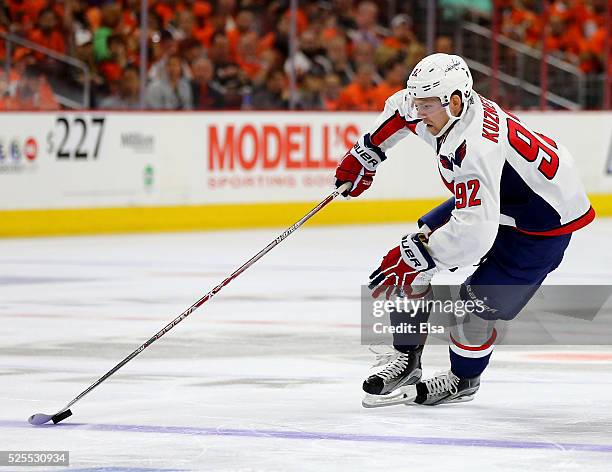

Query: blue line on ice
left=2, top=420, right=611, bottom=453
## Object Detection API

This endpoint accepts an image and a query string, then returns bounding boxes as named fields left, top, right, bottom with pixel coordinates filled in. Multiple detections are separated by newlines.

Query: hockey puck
left=52, top=409, right=73, bottom=424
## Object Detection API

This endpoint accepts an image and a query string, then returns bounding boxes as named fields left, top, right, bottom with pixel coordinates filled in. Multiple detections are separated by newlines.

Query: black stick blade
left=52, top=409, right=73, bottom=424
left=28, top=409, right=73, bottom=426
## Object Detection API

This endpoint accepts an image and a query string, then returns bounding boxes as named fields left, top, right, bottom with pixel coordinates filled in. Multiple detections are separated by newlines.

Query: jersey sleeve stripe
left=371, top=112, right=417, bottom=146
left=371, top=112, right=405, bottom=146
left=406, top=120, right=419, bottom=135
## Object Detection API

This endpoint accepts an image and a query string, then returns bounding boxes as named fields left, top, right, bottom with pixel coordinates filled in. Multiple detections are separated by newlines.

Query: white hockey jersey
left=350, top=90, right=594, bottom=270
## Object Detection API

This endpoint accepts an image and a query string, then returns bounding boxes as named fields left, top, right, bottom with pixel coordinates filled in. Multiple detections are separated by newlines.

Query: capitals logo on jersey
left=439, top=140, right=467, bottom=171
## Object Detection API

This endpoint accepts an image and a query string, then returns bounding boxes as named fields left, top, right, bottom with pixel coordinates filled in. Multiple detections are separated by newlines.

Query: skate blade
left=362, top=385, right=417, bottom=408
left=444, top=393, right=476, bottom=404
left=422, top=392, right=477, bottom=406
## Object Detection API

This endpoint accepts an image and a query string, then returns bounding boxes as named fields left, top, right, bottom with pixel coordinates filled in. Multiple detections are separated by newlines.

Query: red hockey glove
left=368, top=233, right=438, bottom=299
left=335, top=151, right=376, bottom=197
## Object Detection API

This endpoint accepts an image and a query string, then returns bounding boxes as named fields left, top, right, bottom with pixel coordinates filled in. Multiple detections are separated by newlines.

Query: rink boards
left=1, top=110, right=611, bottom=236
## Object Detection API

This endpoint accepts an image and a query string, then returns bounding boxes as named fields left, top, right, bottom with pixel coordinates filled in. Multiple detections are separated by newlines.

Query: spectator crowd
left=500, top=0, right=609, bottom=74
left=0, top=0, right=609, bottom=111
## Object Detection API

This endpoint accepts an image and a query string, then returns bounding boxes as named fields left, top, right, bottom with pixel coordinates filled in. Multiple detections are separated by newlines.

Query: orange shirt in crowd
left=370, top=82, right=403, bottom=111
left=85, top=6, right=102, bottom=30
left=151, top=0, right=211, bottom=28
left=321, top=27, right=341, bottom=41
left=98, top=61, right=123, bottom=82
left=192, top=1, right=212, bottom=18
left=225, top=6, right=307, bottom=59
left=236, top=57, right=262, bottom=80
left=193, top=23, right=215, bottom=48
left=505, top=8, right=541, bottom=46
left=577, top=26, right=606, bottom=73
left=0, top=79, right=59, bottom=111
left=0, top=94, right=58, bottom=111
left=257, top=32, right=276, bottom=54
left=227, top=30, right=276, bottom=62
left=558, top=23, right=583, bottom=55
left=7, top=0, right=47, bottom=27
left=566, top=0, right=596, bottom=26
left=122, top=9, right=138, bottom=33
left=336, top=82, right=377, bottom=111
left=381, top=37, right=404, bottom=50
left=283, top=8, right=309, bottom=35
left=323, top=96, right=340, bottom=111
left=27, top=29, right=66, bottom=56
left=153, top=2, right=176, bottom=27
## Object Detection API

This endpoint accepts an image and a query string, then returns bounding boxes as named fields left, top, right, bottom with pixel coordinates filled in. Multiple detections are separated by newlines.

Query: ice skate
left=361, top=346, right=423, bottom=407
left=413, top=370, right=480, bottom=405
left=362, top=369, right=480, bottom=408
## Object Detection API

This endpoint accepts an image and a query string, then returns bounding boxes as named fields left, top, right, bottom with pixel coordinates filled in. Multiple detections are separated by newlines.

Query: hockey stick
left=28, top=182, right=351, bottom=426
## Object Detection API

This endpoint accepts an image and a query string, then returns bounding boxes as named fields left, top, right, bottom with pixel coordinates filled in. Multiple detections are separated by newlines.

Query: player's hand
left=335, top=151, right=376, bottom=197
left=368, top=233, right=438, bottom=299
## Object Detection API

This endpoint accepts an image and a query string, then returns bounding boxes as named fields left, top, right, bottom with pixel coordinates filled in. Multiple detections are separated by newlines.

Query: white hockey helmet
left=406, top=53, right=473, bottom=136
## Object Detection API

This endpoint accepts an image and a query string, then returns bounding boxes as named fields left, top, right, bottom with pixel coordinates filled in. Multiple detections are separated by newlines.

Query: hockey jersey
left=349, top=90, right=594, bottom=270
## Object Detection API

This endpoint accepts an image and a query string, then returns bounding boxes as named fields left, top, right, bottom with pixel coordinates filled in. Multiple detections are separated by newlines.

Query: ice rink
left=1, top=219, right=612, bottom=471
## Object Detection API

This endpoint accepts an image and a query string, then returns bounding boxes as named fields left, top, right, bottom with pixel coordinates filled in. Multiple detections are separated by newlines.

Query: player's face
left=413, top=97, right=448, bottom=135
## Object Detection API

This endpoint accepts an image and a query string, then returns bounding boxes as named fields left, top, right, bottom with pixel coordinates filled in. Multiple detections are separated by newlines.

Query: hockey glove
left=368, top=233, right=438, bottom=300
left=335, top=151, right=376, bottom=197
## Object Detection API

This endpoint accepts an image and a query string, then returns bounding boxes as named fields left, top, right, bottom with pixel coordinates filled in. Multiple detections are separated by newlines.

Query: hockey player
left=334, top=53, right=595, bottom=407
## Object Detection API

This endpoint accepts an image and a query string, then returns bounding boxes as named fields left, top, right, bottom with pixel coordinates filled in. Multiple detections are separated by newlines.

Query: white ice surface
left=1, top=220, right=612, bottom=471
